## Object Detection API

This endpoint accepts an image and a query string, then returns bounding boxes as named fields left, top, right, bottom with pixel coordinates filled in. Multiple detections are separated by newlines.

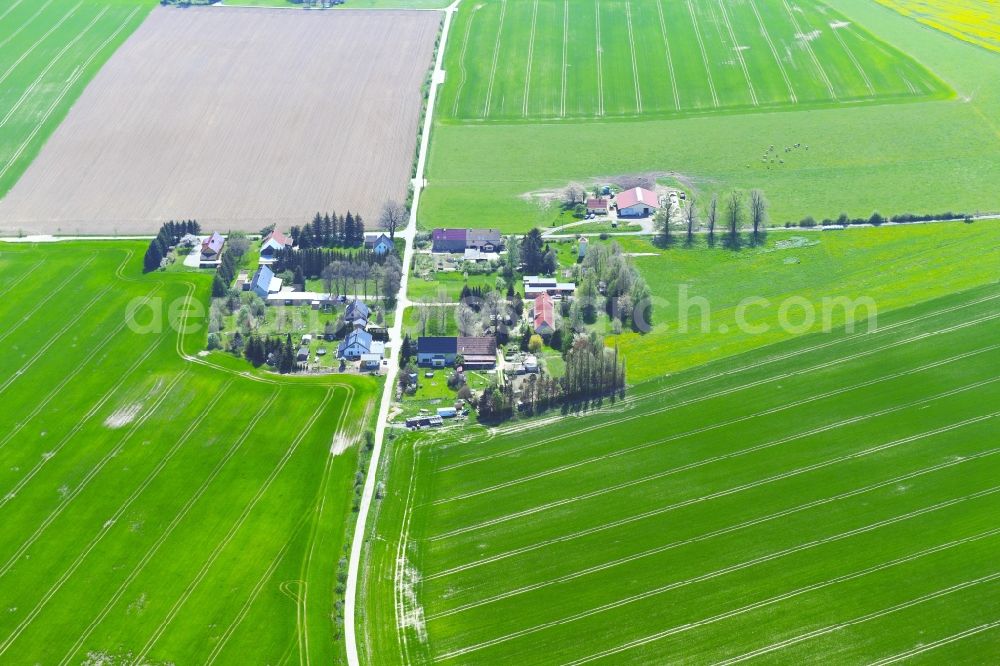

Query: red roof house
left=533, top=292, right=556, bottom=335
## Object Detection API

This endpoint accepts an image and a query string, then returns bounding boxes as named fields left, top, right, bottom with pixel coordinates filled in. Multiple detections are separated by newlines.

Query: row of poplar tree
left=290, top=212, right=366, bottom=249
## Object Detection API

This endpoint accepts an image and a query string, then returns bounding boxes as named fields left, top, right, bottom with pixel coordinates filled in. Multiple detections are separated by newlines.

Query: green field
left=440, top=0, right=949, bottom=121
left=420, top=0, right=1000, bottom=232
left=0, top=242, right=377, bottom=664
left=612, top=221, right=1000, bottom=383
left=0, top=0, right=152, bottom=199
left=361, top=283, right=1000, bottom=663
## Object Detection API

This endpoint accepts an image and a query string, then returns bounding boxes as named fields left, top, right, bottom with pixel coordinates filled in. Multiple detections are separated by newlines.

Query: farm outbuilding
left=616, top=187, right=660, bottom=218
left=586, top=198, right=609, bottom=215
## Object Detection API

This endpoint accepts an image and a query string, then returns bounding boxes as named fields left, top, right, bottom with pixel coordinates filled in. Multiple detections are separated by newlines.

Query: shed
left=616, top=187, right=660, bottom=218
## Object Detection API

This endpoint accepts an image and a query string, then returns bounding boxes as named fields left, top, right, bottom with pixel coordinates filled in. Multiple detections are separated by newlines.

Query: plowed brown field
left=0, top=6, right=440, bottom=235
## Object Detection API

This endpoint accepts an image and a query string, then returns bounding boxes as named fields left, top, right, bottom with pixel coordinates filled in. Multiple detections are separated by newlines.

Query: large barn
left=616, top=187, right=660, bottom=218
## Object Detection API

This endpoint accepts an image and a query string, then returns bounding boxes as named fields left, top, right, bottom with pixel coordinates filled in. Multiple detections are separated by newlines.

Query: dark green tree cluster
left=520, top=228, right=557, bottom=275
left=290, top=211, right=365, bottom=249
left=560, top=336, right=625, bottom=401
left=518, top=374, right=564, bottom=415
left=243, top=333, right=299, bottom=373
left=477, top=383, right=515, bottom=423
left=143, top=219, right=200, bottom=272
left=272, top=246, right=387, bottom=279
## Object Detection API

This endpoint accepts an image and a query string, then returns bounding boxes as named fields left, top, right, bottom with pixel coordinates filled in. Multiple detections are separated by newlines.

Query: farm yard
left=439, top=0, right=950, bottom=121
left=0, top=6, right=441, bottom=236
left=0, top=0, right=151, bottom=201
left=876, top=0, right=1000, bottom=53
left=0, top=242, right=378, bottom=664
left=419, top=0, right=1000, bottom=232
left=361, top=283, right=1000, bottom=664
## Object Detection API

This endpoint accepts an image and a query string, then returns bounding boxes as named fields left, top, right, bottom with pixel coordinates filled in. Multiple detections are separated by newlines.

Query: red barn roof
left=534, top=292, right=555, bottom=332
left=616, top=187, right=659, bottom=210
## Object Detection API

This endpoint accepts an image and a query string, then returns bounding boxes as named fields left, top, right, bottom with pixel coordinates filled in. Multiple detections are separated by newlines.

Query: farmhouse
left=432, top=228, right=503, bottom=254
left=523, top=275, right=576, bottom=298
left=250, top=265, right=282, bottom=299
left=586, top=198, right=609, bottom=215
left=616, top=187, right=660, bottom=218
left=260, top=230, right=292, bottom=262
left=533, top=292, right=556, bottom=335
left=345, top=299, right=370, bottom=329
left=338, top=328, right=385, bottom=361
left=201, top=232, right=225, bottom=260
left=364, top=232, right=394, bottom=256
left=417, top=336, right=497, bottom=368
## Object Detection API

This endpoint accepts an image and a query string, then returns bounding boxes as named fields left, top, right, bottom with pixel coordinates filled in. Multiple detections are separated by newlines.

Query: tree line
left=272, top=246, right=390, bottom=279
left=290, top=211, right=366, bottom=249
left=242, top=333, right=301, bottom=373
left=142, top=219, right=201, bottom=272
left=792, top=210, right=974, bottom=228
left=655, top=189, right=768, bottom=249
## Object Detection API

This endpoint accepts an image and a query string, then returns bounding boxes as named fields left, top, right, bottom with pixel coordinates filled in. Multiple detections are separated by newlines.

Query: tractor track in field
left=428, top=410, right=999, bottom=541
left=561, top=528, right=1000, bottom=665
left=58, top=388, right=280, bottom=666
left=0, top=379, right=231, bottom=657
left=132, top=389, right=336, bottom=664
left=0, top=6, right=108, bottom=130
left=439, top=308, right=1000, bottom=471
left=433, top=485, right=1000, bottom=655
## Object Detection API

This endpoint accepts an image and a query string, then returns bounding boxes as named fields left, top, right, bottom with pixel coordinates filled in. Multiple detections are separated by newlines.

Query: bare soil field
left=0, top=6, right=440, bottom=235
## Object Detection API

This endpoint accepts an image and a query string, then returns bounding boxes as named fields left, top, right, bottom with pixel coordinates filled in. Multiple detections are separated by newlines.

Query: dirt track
left=0, top=6, right=440, bottom=235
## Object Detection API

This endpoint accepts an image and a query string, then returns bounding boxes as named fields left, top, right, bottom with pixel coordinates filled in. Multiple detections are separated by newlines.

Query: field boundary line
left=560, top=0, right=568, bottom=117
left=868, top=618, right=1000, bottom=665
left=594, top=0, right=605, bottom=116
left=132, top=389, right=336, bottom=663
left=450, top=7, right=475, bottom=117
left=0, top=282, right=157, bottom=452
left=434, top=487, right=1000, bottom=654
left=0, top=1, right=82, bottom=88
left=0, top=280, right=116, bottom=397
left=481, top=0, right=506, bottom=118
left=782, top=0, right=836, bottom=99
left=59, top=388, right=280, bottom=666
left=654, top=0, right=679, bottom=110
left=559, top=528, right=1000, bottom=665
left=749, top=1, right=796, bottom=103
left=0, top=6, right=108, bottom=130
left=0, top=255, right=95, bottom=345
left=686, top=0, right=719, bottom=107
left=0, top=378, right=229, bottom=657
left=522, top=0, right=538, bottom=118
left=428, top=411, right=998, bottom=540
left=717, top=0, right=758, bottom=106
left=440, top=311, right=1000, bottom=471
left=432, top=360, right=999, bottom=504
left=425, top=447, right=1000, bottom=583
left=625, top=1, right=642, bottom=114
left=0, top=367, right=188, bottom=580
left=0, top=258, right=45, bottom=299
left=830, top=24, right=876, bottom=96
left=0, top=0, right=55, bottom=50
left=720, top=575, right=1000, bottom=664
left=0, top=5, right=142, bottom=184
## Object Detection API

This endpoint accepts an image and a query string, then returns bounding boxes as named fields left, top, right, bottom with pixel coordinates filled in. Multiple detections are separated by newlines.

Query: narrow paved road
left=343, top=3, right=461, bottom=664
